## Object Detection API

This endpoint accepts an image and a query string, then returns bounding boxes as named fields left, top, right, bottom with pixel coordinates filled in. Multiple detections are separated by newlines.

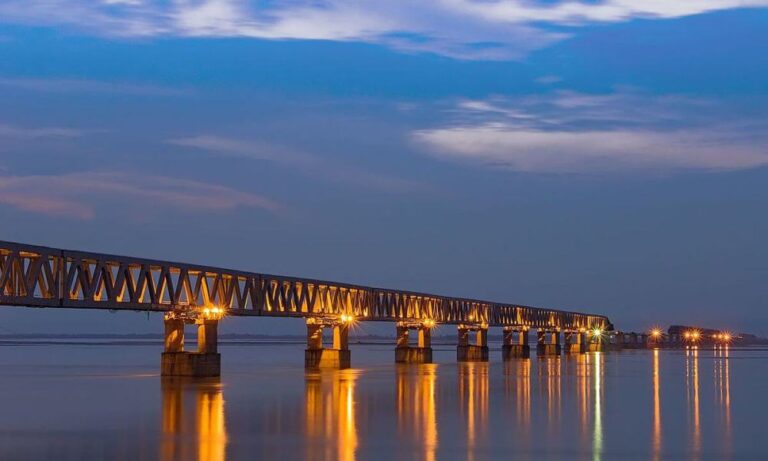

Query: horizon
left=2, top=2, right=767, bottom=336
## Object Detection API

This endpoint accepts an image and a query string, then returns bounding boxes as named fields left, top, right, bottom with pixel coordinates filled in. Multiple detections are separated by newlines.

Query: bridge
left=0, top=240, right=613, bottom=376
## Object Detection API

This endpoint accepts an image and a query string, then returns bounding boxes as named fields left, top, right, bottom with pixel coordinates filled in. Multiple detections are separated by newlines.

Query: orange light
left=692, top=331, right=701, bottom=340
left=340, top=314, right=354, bottom=324
left=723, top=333, right=732, bottom=342
left=423, top=319, right=436, bottom=328
left=684, top=332, right=691, bottom=339
left=651, top=329, right=662, bottom=338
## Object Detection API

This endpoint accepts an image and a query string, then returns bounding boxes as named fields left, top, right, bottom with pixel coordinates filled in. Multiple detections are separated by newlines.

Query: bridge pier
left=502, top=327, right=530, bottom=359
left=565, top=331, right=586, bottom=354
left=305, top=318, right=351, bottom=369
left=537, top=330, right=562, bottom=356
left=587, top=330, right=605, bottom=352
left=608, top=332, right=624, bottom=351
left=161, top=314, right=221, bottom=378
left=457, top=325, right=489, bottom=362
left=395, top=321, right=433, bottom=364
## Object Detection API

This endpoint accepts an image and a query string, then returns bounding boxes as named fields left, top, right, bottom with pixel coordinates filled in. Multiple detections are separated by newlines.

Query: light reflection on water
left=396, top=364, right=438, bottom=461
left=161, top=378, right=227, bottom=461
left=304, top=369, right=359, bottom=461
left=0, top=344, right=762, bottom=460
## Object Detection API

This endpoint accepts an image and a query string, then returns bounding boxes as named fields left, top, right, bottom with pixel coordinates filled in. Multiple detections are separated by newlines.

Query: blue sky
left=0, top=1, right=767, bottom=336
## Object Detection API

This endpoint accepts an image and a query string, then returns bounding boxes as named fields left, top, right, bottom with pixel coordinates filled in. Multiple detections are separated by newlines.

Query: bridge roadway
left=0, top=240, right=613, bottom=376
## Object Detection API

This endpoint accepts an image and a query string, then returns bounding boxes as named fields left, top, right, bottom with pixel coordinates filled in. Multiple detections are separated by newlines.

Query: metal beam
left=0, top=240, right=612, bottom=330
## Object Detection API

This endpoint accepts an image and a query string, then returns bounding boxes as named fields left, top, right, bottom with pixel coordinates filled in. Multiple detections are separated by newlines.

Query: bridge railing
left=0, top=240, right=611, bottom=330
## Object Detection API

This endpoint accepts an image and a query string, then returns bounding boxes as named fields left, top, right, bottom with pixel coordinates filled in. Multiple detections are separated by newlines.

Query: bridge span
left=1, top=240, right=613, bottom=376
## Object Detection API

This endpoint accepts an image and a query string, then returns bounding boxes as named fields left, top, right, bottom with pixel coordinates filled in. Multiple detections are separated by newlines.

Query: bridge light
left=340, top=314, right=354, bottom=324
left=691, top=330, right=700, bottom=341
left=592, top=328, right=603, bottom=338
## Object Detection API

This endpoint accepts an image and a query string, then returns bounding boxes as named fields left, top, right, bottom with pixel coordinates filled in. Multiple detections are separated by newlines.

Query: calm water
left=0, top=342, right=765, bottom=460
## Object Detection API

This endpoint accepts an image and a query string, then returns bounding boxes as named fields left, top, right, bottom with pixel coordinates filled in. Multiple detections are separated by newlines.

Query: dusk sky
left=1, top=1, right=767, bottom=336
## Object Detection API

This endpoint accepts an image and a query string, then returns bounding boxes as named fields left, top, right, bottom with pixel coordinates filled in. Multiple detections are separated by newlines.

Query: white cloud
left=1, top=0, right=765, bottom=59
left=412, top=91, right=768, bottom=173
left=0, top=171, right=280, bottom=219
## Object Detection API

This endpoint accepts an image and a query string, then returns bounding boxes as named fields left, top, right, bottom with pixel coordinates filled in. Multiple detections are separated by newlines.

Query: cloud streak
left=413, top=91, right=768, bottom=173
left=0, top=171, right=280, bottom=219
left=168, top=134, right=424, bottom=193
left=1, top=0, right=766, bottom=59
left=0, top=77, right=191, bottom=96
left=0, top=122, right=84, bottom=139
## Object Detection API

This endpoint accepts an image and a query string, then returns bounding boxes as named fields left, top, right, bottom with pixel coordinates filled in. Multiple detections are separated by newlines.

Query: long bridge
left=0, top=240, right=613, bottom=376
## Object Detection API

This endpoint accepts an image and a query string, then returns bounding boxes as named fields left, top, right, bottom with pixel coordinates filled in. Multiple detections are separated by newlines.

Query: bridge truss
left=0, top=240, right=611, bottom=331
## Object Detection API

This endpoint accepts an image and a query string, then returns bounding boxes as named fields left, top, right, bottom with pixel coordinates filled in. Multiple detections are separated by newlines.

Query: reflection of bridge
left=1, top=240, right=613, bottom=376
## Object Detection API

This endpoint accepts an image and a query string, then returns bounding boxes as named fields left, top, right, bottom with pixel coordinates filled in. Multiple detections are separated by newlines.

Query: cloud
left=0, top=77, right=191, bottom=96
left=0, top=123, right=84, bottom=139
left=412, top=91, right=768, bottom=173
left=168, top=134, right=424, bottom=193
left=169, top=135, right=314, bottom=164
left=2, top=0, right=766, bottom=60
left=0, top=171, right=280, bottom=219
left=535, top=75, right=562, bottom=85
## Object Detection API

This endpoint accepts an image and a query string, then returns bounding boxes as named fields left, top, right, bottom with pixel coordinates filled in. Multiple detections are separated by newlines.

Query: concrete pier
left=587, top=331, right=605, bottom=352
left=395, top=322, right=433, bottom=364
left=161, top=315, right=221, bottom=378
left=565, top=331, right=586, bottom=354
left=608, top=332, right=624, bottom=351
left=305, top=318, right=351, bottom=369
left=457, top=325, right=489, bottom=362
left=502, top=327, right=530, bottom=359
left=537, top=330, right=562, bottom=356
left=587, top=343, right=604, bottom=352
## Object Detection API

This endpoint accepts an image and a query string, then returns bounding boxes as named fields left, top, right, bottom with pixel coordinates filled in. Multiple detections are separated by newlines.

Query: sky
left=0, top=1, right=767, bottom=336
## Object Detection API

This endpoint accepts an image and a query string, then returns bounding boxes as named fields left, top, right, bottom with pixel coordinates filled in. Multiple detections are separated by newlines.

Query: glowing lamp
left=340, top=314, right=354, bottom=324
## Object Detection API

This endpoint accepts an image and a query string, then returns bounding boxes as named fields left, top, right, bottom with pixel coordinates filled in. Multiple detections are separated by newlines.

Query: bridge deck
left=0, top=240, right=611, bottom=330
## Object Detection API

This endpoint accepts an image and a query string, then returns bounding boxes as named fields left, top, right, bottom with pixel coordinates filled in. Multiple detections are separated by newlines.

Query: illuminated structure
left=0, top=240, right=612, bottom=375
left=669, top=325, right=736, bottom=347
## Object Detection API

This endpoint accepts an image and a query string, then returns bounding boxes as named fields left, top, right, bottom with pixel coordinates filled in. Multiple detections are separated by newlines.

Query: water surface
left=0, top=343, right=764, bottom=460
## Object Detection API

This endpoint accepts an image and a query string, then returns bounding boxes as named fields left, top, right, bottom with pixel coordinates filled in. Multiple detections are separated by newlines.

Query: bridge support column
left=395, top=322, right=433, bottom=364
left=537, top=330, right=562, bottom=356
left=457, top=325, right=489, bottom=362
left=502, top=327, right=530, bottom=359
left=587, top=330, right=605, bottom=352
left=608, top=332, right=624, bottom=351
left=565, top=331, right=586, bottom=354
left=161, top=315, right=221, bottom=378
left=305, top=318, right=351, bottom=369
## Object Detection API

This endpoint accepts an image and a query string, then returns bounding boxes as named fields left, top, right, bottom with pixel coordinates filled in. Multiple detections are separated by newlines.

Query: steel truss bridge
left=0, top=240, right=611, bottom=331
